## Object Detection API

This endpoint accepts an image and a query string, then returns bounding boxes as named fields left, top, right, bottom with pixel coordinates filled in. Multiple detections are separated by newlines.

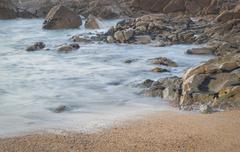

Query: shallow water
left=0, top=19, right=212, bottom=137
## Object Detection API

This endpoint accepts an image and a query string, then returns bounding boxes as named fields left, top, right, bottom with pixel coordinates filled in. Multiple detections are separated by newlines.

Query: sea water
left=0, top=19, right=212, bottom=137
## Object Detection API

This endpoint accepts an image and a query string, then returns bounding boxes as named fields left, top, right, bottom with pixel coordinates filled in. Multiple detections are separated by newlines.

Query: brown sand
left=1, top=110, right=240, bottom=152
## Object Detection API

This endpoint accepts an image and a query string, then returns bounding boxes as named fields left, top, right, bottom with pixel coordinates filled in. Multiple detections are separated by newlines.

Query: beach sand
left=1, top=110, right=240, bottom=152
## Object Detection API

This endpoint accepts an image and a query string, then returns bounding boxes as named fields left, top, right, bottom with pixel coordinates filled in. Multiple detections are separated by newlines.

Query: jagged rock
left=26, top=42, right=46, bottom=51
left=84, top=15, right=100, bottom=29
left=43, top=5, right=82, bottom=29
left=149, top=57, right=177, bottom=67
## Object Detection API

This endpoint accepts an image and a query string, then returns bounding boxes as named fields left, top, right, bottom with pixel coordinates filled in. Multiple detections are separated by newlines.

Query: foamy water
left=0, top=19, right=212, bottom=137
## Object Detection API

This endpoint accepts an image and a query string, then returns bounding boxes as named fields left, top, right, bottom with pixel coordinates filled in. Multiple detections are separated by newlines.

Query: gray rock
left=26, top=42, right=46, bottom=51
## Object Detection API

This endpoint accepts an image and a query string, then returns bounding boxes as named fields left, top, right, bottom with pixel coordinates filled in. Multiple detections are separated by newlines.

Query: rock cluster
left=143, top=54, right=240, bottom=111
left=103, top=14, right=213, bottom=45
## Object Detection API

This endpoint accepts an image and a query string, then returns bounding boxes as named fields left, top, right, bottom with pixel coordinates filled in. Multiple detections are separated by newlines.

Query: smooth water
left=0, top=19, right=212, bottom=137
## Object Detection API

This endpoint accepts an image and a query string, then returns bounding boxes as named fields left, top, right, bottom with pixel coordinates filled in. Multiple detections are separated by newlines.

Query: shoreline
left=1, top=110, right=240, bottom=152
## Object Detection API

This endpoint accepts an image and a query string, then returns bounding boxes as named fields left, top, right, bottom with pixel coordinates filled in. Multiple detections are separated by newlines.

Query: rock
left=151, top=67, right=169, bottom=73
left=84, top=15, right=100, bottom=29
left=123, top=28, right=134, bottom=41
left=57, top=43, right=80, bottom=52
left=124, top=59, right=137, bottom=64
left=144, top=76, right=182, bottom=105
left=107, top=36, right=115, bottom=43
left=216, top=10, right=240, bottom=22
left=53, top=105, right=67, bottom=113
left=43, top=5, right=82, bottom=29
left=0, top=0, right=17, bottom=19
left=134, top=35, right=152, bottom=44
left=180, top=54, right=240, bottom=110
left=186, top=47, right=214, bottom=55
left=26, top=42, right=46, bottom=51
left=114, top=31, right=125, bottom=43
left=150, top=57, right=177, bottom=67
left=142, top=79, right=154, bottom=88
left=199, top=105, right=213, bottom=114
left=71, top=35, right=92, bottom=43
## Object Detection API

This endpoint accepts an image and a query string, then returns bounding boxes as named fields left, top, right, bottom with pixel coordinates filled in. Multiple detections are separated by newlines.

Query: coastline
left=1, top=110, right=240, bottom=152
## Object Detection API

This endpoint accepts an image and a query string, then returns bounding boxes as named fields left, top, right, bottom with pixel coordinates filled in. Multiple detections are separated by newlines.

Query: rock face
left=43, top=5, right=82, bottom=29
left=0, top=0, right=17, bottom=19
left=180, top=54, right=240, bottom=110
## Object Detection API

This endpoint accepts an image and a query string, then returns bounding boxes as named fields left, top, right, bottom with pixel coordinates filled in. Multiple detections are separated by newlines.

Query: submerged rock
left=57, top=43, right=80, bottom=52
left=26, top=42, right=46, bottom=51
left=53, top=105, right=67, bottom=113
left=43, top=5, right=82, bottom=29
left=186, top=47, right=214, bottom=55
left=149, top=57, right=177, bottom=67
left=151, top=67, right=169, bottom=73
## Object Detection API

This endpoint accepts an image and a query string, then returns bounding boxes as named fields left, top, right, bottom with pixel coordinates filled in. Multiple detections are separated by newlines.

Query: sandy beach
left=1, top=110, right=240, bottom=152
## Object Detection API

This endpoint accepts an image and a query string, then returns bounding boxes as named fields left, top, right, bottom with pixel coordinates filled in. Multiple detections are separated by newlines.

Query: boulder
left=149, top=57, right=177, bottom=67
left=144, top=76, right=183, bottom=105
left=57, top=43, right=80, bottom=52
left=0, top=0, right=17, bottom=19
left=43, top=5, right=82, bottom=29
left=26, top=42, right=46, bottom=51
left=151, top=67, right=169, bottom=73
left=84, top=15, right=100, bottom=29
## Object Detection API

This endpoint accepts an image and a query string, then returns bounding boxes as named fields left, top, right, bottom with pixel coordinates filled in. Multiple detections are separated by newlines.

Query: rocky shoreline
left=1, top=0, right=240, bottom=114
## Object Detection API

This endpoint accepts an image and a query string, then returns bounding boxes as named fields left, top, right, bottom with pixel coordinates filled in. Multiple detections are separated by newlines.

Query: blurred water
left=0, top=19, right=212, bottom=137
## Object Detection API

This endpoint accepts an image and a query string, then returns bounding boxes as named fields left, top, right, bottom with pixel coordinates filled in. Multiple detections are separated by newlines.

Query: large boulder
left=0, top=0, right=17, bottom=19
left=43, top=5, right=82, bottom=29
left=180, top=54, right=240, bottom=110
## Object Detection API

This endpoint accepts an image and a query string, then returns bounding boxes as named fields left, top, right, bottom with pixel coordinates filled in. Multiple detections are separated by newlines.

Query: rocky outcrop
left=43, top=5, right=82, bottom=29
left=0, top=0, right=17, bottom=19
left=143, top=54, right=240, bottom=111
left=180, top=54, right=240, bottom=110
left=103, top=14, right=211, bottom=45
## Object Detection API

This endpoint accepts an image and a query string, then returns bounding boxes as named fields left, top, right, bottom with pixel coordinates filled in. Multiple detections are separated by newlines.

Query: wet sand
left=1, top=110, right=240, bottom=152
